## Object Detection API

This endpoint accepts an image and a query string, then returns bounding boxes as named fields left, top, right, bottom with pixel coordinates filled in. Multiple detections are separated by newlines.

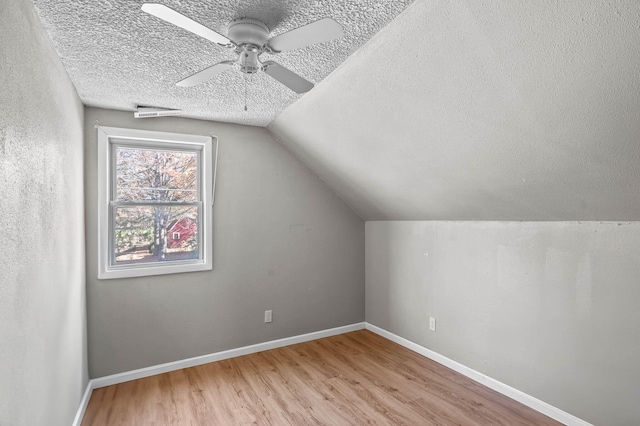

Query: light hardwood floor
left=82, top=330, right=561, bottom=425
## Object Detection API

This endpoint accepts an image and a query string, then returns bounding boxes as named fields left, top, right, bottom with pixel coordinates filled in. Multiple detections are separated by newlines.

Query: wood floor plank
left=358, top=331, right=557, bottom=426
left=82, top=330, right=562, bottom=425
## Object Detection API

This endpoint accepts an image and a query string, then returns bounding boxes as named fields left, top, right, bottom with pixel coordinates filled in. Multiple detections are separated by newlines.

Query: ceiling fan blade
left=263, top=62, right=314, bottom=94
left=141, top=3, right=232, bottom=46
left=177, top=61, right=235, bottom=87
left=267, top=18, right=343, bottom=52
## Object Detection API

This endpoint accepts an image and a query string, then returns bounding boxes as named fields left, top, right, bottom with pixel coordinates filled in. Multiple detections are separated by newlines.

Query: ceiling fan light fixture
left=239, top=48, right=261, bottom=74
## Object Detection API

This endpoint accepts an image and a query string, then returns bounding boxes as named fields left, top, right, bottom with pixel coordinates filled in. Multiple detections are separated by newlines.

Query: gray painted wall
left=0, top=0, right=87, bottom=425
left=84, top=108, right=364, bottom=378
left=366, top=221, right=640, bottom=425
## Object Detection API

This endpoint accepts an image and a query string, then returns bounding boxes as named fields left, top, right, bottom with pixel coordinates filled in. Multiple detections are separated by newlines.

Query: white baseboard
left=72, top=380, right=94, bottom=426
left=364, top=323, right=592, bottom=426
left=91, top=322, right=365, bottom=389
left=72, top=322, right=365, bottom=424
left=72, top=321, right=590, bottom=426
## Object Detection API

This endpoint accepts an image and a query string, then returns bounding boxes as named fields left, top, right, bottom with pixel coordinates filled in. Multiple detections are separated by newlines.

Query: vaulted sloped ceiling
left=269, top=0, right=640, bottom=221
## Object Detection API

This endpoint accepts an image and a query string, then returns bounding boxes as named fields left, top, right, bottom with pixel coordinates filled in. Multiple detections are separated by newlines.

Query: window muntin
left=98, top=126, right=213, bottom=279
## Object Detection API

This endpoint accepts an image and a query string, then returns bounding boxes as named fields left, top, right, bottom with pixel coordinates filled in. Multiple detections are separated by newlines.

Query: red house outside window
left=167, top=217, right=198, bottom=249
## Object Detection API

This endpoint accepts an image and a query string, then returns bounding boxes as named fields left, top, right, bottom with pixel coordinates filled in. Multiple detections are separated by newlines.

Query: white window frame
left=97, top=126, right=213, bottom=279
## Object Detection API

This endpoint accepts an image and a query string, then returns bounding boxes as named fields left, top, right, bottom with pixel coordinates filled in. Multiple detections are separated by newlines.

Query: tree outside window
left=97, top=126, right=213, bottom=279
left=114, top=147, right=199, bottom=264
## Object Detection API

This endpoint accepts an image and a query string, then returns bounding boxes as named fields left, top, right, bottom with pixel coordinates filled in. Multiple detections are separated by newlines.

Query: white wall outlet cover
left=265, top=310, right=273, bottom=323
left=429, top=317, right=436, bottom=331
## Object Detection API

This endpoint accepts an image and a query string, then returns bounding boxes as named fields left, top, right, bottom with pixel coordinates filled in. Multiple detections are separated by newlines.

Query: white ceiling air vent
left=134, top=106, right=182, bottom=118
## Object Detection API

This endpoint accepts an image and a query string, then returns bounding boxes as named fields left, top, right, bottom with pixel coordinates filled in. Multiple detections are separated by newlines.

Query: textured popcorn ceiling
left=31, top=0, right=414, bottom=126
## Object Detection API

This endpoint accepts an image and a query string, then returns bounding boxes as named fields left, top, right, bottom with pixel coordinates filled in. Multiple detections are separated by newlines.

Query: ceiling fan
left=141, top=3, right=344, bottom=94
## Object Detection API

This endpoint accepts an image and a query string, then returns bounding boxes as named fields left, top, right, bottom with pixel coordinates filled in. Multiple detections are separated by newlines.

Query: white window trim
left=97, top=126, right=214, bottom=279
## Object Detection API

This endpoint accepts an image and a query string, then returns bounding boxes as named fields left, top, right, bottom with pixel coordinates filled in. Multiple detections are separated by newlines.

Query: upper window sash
left=111, top=143, right=201, bottom=204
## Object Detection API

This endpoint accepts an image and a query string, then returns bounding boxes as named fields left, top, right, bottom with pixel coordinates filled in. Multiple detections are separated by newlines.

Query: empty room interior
left=2, top=0, right=640, bottom=425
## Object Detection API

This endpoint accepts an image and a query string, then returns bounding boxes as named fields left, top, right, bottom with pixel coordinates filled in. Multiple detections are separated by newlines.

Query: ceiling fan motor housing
left=228, top=18, right=270, bottom=47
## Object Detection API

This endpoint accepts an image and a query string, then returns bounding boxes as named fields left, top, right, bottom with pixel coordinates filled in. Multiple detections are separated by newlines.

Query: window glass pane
left=115, top=147, right=197, bottom=202
left=114, top=205, right=199, bottom=265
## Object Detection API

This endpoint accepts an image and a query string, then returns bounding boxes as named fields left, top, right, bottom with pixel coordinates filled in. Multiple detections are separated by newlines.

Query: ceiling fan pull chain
left=244, top=72, right=248, bottom=111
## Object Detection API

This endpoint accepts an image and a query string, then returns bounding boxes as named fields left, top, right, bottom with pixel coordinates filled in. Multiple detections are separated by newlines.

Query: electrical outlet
left=264, top=310, right=273, bottom=323
left=429, top=316, right=436, bottom=331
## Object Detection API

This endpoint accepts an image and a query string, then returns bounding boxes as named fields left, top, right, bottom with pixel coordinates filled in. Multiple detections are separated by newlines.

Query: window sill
left=98, top=260, right=212, bottom=280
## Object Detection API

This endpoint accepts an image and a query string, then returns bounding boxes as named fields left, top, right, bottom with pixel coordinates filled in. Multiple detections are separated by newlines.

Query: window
left=97, top=126, right=213, bottom=279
